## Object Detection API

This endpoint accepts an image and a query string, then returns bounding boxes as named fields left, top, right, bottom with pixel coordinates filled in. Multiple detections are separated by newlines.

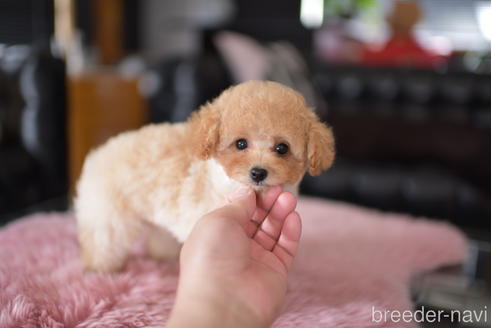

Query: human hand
left=167, top=186, right=301, bottom=328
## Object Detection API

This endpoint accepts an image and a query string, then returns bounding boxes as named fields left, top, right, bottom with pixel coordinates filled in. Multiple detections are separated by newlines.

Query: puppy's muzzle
left=250, top=167, right=268, bottom=183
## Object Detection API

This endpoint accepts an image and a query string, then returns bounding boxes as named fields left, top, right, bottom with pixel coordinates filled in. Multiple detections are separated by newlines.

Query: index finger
left=207, top=187, right=256, bottom=227
left=245, top=186, right=282, bottom=237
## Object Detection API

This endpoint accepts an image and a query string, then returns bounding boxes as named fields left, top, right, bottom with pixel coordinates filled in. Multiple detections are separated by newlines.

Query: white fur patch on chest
left=207, top=159, right=243, bottom=192
left=153, top=159, right=242, bottom=241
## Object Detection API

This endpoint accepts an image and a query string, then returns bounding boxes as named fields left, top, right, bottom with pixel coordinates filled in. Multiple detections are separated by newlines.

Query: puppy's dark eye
left=236, top=139, right=248, bottom=150
left=275, top=143, right=289, bottom=155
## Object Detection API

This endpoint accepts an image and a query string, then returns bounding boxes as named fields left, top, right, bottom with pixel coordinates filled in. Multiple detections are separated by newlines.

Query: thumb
left=228, top=186, right=255, bottom=203
left=209, top=187, right=256, bottom=226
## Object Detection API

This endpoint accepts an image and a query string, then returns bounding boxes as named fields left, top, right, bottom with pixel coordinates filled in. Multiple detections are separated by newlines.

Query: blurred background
left=0, top=0, right=490, bottom=325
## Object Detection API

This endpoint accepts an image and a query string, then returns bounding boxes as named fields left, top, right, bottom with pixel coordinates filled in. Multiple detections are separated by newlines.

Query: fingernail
left=228, top=187, right=252, bottom=201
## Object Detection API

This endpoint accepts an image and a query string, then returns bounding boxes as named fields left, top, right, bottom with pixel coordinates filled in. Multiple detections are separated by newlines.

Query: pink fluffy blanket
left=0, top=197, right=466, bottom=328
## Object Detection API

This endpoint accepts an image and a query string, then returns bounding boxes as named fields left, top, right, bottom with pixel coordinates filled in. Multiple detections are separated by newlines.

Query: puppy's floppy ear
left=189, top=103, right=220, bottom=160
left=307, top=121, right=335, bottom=176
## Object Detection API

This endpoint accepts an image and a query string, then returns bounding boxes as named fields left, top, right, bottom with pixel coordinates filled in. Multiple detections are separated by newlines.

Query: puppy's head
left=189, top=81, right=335, bottom=190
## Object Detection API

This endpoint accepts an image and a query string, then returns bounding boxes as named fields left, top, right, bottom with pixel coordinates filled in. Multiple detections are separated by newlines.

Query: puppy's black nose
left=250, top=167, right=268, bottom=183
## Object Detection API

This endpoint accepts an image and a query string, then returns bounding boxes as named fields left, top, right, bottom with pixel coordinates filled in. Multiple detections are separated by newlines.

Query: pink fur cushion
left=0, top=197, right=466, bottom=328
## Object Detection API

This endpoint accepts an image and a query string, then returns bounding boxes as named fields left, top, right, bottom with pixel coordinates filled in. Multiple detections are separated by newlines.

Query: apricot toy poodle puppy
left=75, top=80, right=335, bottom=272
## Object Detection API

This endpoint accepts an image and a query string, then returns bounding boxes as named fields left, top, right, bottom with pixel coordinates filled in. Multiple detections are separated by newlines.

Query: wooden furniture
left=68, top=70, right=147, bottom=190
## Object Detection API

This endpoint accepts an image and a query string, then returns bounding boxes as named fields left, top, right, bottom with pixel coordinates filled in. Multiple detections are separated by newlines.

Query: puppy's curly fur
left=75, top=81, right=335, bottom=272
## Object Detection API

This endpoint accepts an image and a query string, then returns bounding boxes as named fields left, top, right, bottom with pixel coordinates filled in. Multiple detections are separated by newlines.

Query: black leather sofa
left=305, top=65, right=490, bottom=234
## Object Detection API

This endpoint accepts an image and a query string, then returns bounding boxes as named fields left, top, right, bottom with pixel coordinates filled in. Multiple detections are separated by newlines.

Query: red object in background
left=361, top=35, right=445, bottom=68
left=361, top=1, right=447, bottom=69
